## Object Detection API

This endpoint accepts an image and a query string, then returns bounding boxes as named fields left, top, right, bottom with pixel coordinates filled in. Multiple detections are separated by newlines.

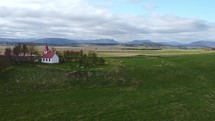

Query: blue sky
left=89, top=0, right=214, bottom=22
left=0, top=0, right=215, bottom=42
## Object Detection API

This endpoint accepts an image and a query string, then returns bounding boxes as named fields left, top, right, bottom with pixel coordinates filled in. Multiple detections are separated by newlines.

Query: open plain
left=1, top=46, right=215, bottom=121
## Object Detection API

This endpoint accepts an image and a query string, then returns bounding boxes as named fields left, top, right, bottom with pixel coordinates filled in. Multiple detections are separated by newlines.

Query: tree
left=28, top=44, right=38, bottom=55
left=22, top=44, right=29, bottom=55
left=62, top=49, right=105, bottom=67
left=4, top=47, right=12, bottom=57
left=28, top=44, right=39, bottom=63
left=4, top=47, right=13, bottom=63
left=88, top=51, right=98, bottom=65
left=13, top=44, right=22, bottom=56
left=63, top=50, right=71, bottom=61
left=13, top=44, right=22, bottom=63
left=22, top=44, right=29, bottom=62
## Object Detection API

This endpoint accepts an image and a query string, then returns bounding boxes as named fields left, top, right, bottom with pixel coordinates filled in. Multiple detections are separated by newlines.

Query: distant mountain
left=127, top=40, right=153, bottom=44
left=126, top=40, right=164, bottom=46
left=0, top=38, right=118, bottom=45
left=33, top=38, right=77, bottom=45
left=2, top=37, right=215, bottom=48
left=188, top=40, right=215, bottom=47
left=76, top=39, right=118, bottom=45
left=0, top=38, right=32, bottom=42
left=159, top=41, right=183, bottom=46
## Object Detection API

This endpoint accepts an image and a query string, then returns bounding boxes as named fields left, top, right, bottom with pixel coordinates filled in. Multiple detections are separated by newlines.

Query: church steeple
left=44, top=44, right=49, bottom=54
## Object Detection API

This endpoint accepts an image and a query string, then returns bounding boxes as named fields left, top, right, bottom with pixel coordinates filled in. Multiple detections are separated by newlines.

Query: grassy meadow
left=1, top=47, right=215, bottom=120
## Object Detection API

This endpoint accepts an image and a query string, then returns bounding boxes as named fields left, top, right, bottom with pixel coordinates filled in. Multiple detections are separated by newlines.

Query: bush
left=63, top=50, right=105, bottom=67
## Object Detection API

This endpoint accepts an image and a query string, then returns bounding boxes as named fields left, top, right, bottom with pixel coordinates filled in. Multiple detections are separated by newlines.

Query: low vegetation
left=4, top=43, right=39, bottom=64
left=62, top=50, right=105, bottom=67
left=1, top=53, right=215, bottom=120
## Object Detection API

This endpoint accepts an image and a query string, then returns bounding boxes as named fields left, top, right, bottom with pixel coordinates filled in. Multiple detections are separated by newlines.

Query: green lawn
left=1, top=54, right=215, bottom=120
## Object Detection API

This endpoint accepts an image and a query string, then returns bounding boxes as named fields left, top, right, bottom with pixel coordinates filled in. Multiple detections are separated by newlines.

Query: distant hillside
left=188, top=40, right=215, bottom=47
left=126, top=40, right=215, bottom=48
left=33, top=38, right=77, bottom=45
left=159, top=41, right=184, bottom=46
left=0, top=38, right=34, bottom=43
left=76, top=39, right=118, bottom=45
left=0, top=38, right=119, bottom=45
left=1, top=37, right=215, bottom=48
left=126, top=40, right=164, bottom=46
left=126, top=40, right=152, bottom=44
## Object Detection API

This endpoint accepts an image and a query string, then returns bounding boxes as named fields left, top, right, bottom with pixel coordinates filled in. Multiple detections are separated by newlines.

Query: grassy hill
left=1, top=54, right=215, bottom=120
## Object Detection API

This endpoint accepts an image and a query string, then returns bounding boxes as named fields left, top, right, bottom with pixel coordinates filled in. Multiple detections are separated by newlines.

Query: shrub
left=63, top=50, right=105, bottom=67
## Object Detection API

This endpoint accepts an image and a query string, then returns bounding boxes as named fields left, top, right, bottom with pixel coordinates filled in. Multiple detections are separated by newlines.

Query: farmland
left=1, top=47, right=215, bottom=121
left=1, top=45, right=215, bottom=57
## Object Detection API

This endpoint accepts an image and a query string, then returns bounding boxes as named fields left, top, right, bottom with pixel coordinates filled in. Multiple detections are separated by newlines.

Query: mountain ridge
left=0, top=38, right=215, bottom=47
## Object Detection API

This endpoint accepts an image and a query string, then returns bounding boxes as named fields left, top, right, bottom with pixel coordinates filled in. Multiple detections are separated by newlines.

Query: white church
left=41, top=45, right=59, bottom=64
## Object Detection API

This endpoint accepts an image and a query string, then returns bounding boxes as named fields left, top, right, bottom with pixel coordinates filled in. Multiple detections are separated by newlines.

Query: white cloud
left=0, top=0, right=214, bottom=42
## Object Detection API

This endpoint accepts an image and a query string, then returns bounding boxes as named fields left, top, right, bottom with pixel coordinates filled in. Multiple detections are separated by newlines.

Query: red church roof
left=42, top=52, right=55, bottom=58
left=42, top=44, right=56, bottom=58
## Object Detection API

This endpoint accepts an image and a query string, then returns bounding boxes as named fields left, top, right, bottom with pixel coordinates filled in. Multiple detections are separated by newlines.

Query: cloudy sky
left=0, top=0, right=215, bottom=42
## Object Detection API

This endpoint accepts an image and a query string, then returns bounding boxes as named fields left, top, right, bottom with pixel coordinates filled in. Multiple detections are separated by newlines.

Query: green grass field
left=1, top=50, right=215, bottom=120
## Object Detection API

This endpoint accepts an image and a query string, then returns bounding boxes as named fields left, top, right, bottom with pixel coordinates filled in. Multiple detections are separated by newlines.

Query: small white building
left=41, top=45, right=59, bottom=64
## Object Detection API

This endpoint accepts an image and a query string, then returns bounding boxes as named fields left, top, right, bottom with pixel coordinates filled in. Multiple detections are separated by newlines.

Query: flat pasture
left=96, top=49, right=215, bottom=57
left=1, top=45, right=215, bottom=120
left=1, top=45, right=215, bottom=57
left=53, top=46, right=215, bottom=57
